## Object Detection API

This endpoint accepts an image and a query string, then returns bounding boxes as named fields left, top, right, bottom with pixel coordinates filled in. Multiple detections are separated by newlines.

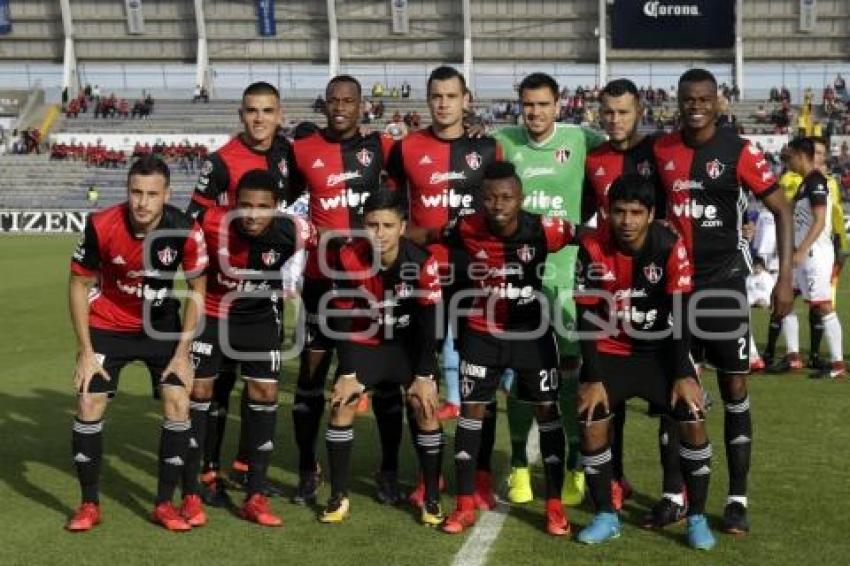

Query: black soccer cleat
left=722, top=501, right=750, bottom=535
left=375, top=470, right=405, bottom=505
left=642, top=497, right=687, bottom=529
left=291, top=466, right=321, bottom=505
left=200, top=479, right=233, bottom=508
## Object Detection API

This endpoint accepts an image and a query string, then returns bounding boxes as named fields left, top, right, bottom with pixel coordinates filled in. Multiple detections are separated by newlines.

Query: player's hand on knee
left=331, top=374, right=365, bottom=409
left=577, top=382, right=608, bottom=426
left=162, top=351, right=194, bottom=390
left=407, top=376, right=438, bottom=421
left=671, top=377, right=704, bottom=418
left=74, top=350, right=110, bottom=394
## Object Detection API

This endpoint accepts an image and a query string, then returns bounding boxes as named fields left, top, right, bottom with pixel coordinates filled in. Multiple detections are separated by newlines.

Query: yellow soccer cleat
left=319, top=496, right=350, bottom=524
left=421, top=501, right=445, bottom=527
left=562, top=469, right=586, bottom=507
left=506, top=466, right=534, bottom=504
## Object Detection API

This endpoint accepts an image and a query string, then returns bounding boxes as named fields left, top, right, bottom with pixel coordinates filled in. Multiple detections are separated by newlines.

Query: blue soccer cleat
left=576, top=512, right=621, bottom=545
left=687, top=514, right=716, bottom=550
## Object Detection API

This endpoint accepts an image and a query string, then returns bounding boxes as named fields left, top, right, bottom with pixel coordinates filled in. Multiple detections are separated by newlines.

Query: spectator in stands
left=781, top=86, right=791, bottom=103
left=754, top=104, right=768, bottom=123
left=66, top=97, right=81, bottom=118
left=117, top=98, right=130, bottom=118
left=770, top=86, right=780, bottom=102
left=372, top=99, right=385, bottom=119
left=390, top=86, right=399, bottom=98
left=401, top=80, right=411, bottom=98
left=87, top=186, right=99, bottom=208
left=92, top=84, right=102, bottom=102
left=83, top=84, right=92, bottom=100
left=192, top=85, right=209, bottom=103
left=371, top=82, right=384, bottom=97
left=312, top=94, right=325, bottom=113
left=835, top=74, right=846, bottom=101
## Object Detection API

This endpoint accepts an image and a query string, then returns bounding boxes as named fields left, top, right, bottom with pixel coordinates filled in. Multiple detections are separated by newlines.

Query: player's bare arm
left=69, top=273, right=110, bottom=393
left=761, top=189, right=794, bottom=318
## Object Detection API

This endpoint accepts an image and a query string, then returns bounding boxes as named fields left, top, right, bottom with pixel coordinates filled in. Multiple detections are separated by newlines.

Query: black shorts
left=336, top=340, right=420, bottom=390
left=192, top=316, right=283, bottom=382
left=302, top=275, right=334, bottom=351
left=88, top=328, right=178, bottom=398
left=458, top=328, right=560, bottom=404
left=689, top=277, right=749, bottom=374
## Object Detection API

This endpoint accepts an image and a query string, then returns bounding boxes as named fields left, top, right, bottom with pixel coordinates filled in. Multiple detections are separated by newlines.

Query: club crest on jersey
left=706, top=158, right=725, bottom=179
left=465, top=152, right=482, bottom=170
left=262, top=249, right=281, bottom=267
left=554, top=148, right=571, bottom=164
left=644, top=262, right=663, bottom=284
left=157, top=246, right=177, bottom=266
left=637, top=159, right=653, bottom=178
left=278, top=158, right=288, bottom=177
left=200, top=160, right=214, bottom=177
left=517, top=244, right=536, bottom=263
left=356, top=148, right=373, bottom=167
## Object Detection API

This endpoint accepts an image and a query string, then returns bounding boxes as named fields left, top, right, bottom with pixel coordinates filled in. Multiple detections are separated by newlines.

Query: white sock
left=782, top=313, right=799, bottom=354
left=663, top=492, right=685, bottom=506
left=727, top=495, right=748, bottom=507
left=822, top=312, right=844, bottom=363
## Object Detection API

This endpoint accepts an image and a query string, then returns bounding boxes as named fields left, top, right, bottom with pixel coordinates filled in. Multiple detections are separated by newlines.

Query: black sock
left=455, top=416, right=483, bottom=495
left=72, top=417, right=104, bottom=504
left=659, top=415, right=685, bottom=494
left=765, top=319, right=782, bottom=360
left=538, top=418, right=566, bottom=500
left=203, top=367, right=236, bottom=472
left=416, top=428, right=443, bottom=504
left=724, top=396, right=752, bottom=497
left=679, top=440, right=712, bottom=516
left=581, top=445, right=614, bottom=513
left=476, top=401, right=497, bottom=472
left=373, top=388, right=403, bottom=473
left=326, top=424, right=354, bottom=498
left=183, top=398, right=210, bottom=496
left=292, top=389, right=325, bottom=473
left=810, top=310, right=824, bottom=358
left=236, top=389, right=250, bottom=465
left=157, top=419, right=191, bottom=504
left=245, top=400, right=278, bottom=495
left=611, top=402, right=626, bottom=480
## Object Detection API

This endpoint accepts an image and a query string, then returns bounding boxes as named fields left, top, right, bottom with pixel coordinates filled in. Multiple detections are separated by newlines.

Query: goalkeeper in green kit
left=494, top=73, right=605, bottom=505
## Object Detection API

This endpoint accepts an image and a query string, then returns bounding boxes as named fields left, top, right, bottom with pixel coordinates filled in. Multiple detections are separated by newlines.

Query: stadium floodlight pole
left=59, top=0, right=78, bottom=94
left=462, top=0, right=473, bottom=91
left=734, top=0, right=744, bottom=98
left=193, top=0, right=210, bottom=94
left=327, top=0, right=340, bottom=79
left=598, top=0, right=607, bottom=87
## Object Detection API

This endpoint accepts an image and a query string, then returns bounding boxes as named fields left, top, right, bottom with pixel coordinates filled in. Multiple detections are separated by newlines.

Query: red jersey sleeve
left=70, top=217, right=101, bottom=276
left=736, top=141, right=777, bottom=197
left=181, top=221, right=209, bottom=278
left=417, top=255, right=443, bottom=305
left=665, top=236, right=693, bottom=294
left=541, top=216, right=575, bottom=252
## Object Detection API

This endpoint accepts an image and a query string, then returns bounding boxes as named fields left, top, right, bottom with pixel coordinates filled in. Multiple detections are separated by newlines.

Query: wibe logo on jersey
left=327, top=171, right=361, bottom=187
left=420, top=189, right=473, bottom=209
left=319, top=188, right=371, bottom=210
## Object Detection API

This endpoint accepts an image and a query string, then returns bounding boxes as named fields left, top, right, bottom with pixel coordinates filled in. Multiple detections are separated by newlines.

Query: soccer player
left=494, top=72, right=605, bottom=507
left=318, top=190, right=445, bottom=525
left=783, top=138, right=845, bottom=378
left=185, top=81, right=297, bottom=501
left=653, top=68, right=794, bottom=534
left=188, top=169, right=315, bottom=526
left=289, top=75, right=399, bottom=506
left=387, top=66, right=501, bottom=509
left=441, top=161, right=574, bottom=536
left=573, top=174, right=715, bottom=550
left=66, top=156, right=207, bottom=532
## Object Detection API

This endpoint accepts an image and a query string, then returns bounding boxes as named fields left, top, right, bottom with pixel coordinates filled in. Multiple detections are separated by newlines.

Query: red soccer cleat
left=231, top=459, right=249, bottom=474
left=611, top=478, right=633, bottom=511
left=750, top=357, right=765, bottom=372
left=180, top=494, right=207, bottom=527
left=200, top=470, right=218, bottom=486
left=442, top=496, right=477, bottom=534
left=65, top=502, right=101, bottom=532
left=545, top=498, right=571, bottom=536
left=408, top=474, right=447, bottom=509
left=436, top=402, right=460, bottom=421
left=474, top=470, right=496, bottom=511
left=788, top=352, right=803, bottom=370
left=239, top=493, right=282, bottom=527
left=151, top=502, right=192, bottom=532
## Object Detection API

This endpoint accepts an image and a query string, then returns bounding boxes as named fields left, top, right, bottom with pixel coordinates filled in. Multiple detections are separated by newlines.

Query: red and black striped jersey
left=575, top=222, right=692, bottom=357
left=445, top=211, right=574, bottom=334
left=583, top=135, right=665, bottom=227
left=71, top=203, right=207, bottom=332
left=200, top=206, right=316, bottom=320
left=330, top=238, right=441, bottom=375
left=653, top=128, right=777, bottom=285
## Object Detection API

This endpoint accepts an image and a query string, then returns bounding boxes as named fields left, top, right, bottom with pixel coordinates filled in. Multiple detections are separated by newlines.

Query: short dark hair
left=518, top=73, right=559, bottom=99
left=601, top=78, right=640, bottom=100
left=787, top=137, right=815, bottom=160
left=363, top=188, right=405, bottom=218
left=326, top=75, right=362, bottom=98
left=809, top=135, right=828, bottom=149
left=483, top=161, right=521, bottom=187
left=242, top=81, right=280, bottom=100
left=235, top=169, right=281, bottom=201
left=608, top=174, right=655, bottom=211
left=678, top=68, right=717, bottom=89
left=128, top=154, right=170, bottom=186
left=427, top=66, right=467, bottom=96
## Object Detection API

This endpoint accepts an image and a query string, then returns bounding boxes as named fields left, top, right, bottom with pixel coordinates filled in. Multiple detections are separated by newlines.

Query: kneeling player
left=66, top=156, right=207, bottom=532
left=573, top=175, right=715, bottom=550
left=188, top=170, right=315, bottom=527
left=442, top=162, right=574, bottom=536
left=319, top=190, right=445, bottom=525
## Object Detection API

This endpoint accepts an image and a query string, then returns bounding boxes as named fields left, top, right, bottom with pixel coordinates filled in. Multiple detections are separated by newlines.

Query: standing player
left=574, top=174, right=715, bottom=550
left=493, top=72, right=605, bottom=507
left=441, top=161, right=574, bottom=536
left=66, top=156, right=207, bottom=532
left=653, top=68, right=794, bottom=534
left=188, top=170, right=315, bottom=526
left=290, top=75, right=399, bottom=506
left=387, top=66, right=502, bottom=509
left=185, top=81, right=297, bottom=501
left=318, top=190, right=445, bottom=525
